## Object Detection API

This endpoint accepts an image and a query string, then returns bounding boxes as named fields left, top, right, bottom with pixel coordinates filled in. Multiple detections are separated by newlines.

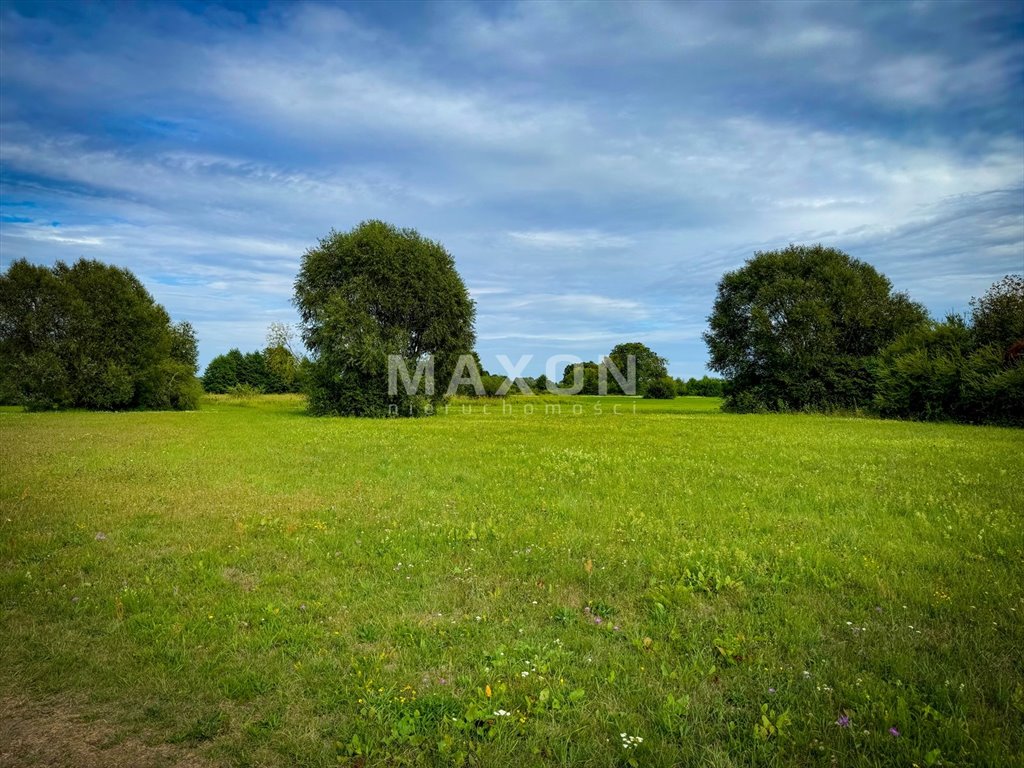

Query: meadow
left=1, top=395, right=1021, bottom=767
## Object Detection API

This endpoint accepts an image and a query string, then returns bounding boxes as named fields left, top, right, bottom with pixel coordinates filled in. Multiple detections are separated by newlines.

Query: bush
left=644, top=376, right=677, bottom=399
left=874, top=301, right=1023, bottom=426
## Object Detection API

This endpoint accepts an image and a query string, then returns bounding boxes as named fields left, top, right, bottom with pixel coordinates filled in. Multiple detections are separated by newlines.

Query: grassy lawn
left=1, top=395, right=1021, bottom=767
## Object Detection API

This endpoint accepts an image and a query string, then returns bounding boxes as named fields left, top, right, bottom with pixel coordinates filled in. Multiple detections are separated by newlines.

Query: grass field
left=1, top=395, right=1022, bottom=767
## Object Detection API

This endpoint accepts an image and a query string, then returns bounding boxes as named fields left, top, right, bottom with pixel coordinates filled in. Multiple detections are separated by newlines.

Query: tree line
left=202, top=323, right=308, bottom=395
left=2, top=228, right=1019, bottom=425
left=704, top=245, right=1022, bottom=425
left=449, top=346, right=722, bottom=400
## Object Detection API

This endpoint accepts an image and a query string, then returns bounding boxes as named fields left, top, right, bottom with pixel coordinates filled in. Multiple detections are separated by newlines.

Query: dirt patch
left=0, top=696, right=214, bottom=768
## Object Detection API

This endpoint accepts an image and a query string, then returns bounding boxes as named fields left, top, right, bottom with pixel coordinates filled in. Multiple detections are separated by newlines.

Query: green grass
left=1, top=394, right=1022, bottom=767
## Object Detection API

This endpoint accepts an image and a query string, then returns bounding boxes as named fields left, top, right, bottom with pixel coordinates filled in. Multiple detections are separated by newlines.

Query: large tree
left=606, top=341, right=668, bottom=395
left=294, top=220, right=476, bottom=416
left=0, top=258, right=201, bottom=411
left=704, top=245, right=927, bottom=411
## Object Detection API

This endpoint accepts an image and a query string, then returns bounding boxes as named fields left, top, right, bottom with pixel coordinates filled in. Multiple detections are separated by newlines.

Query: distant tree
left=266, top=321, right=298, bottom=356
left=202, top=349, right=242, bottom=393
left=685, top=375, right=725, bottom=397
left=203, top=323, right=307, bottom=396
left=970, top=274, right=1024, bottom=355
left=606, top=342, right=668, bottom=395
left=294, top=220, right=476, bottom=416
left=704, top=245, right=927, bottom=411
left=560, top=361, right=601, bottom=395
left=264, top=321, right=302, bottom=393
left=534, top=373, right=549, bottom=393
left=644, top=376, right=677, bottom=399
left=236, top=351, right=271, bottom=392
left=0, top=258, right=200, bottom=411
left=481, top=374, right=512, bottom=397
left=453, top=352, right=488, bottom=396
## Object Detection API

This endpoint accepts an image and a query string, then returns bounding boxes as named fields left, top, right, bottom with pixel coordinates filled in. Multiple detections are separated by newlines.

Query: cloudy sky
left=2, top=1, right=1022, bottom=376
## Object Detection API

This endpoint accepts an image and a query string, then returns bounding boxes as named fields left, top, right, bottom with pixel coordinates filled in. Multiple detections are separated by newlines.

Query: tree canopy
left=0, top=258, right=201, bottom=411
left=606, top=342, right=668, bottom=395
left=969, top=274, right=1024, bottom=355
left=294, top=220, right=476, bottom=416
left=704, top=245, right=927, bottom=411
left=675, top=375, right=725, bottom=397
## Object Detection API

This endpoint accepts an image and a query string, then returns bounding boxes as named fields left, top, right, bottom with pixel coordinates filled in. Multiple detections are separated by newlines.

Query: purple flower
left=888, top=727, right=900, bottom=737
left=594, top=616, right=602, bottom=624
left=836, top=715, right=850, bottom=728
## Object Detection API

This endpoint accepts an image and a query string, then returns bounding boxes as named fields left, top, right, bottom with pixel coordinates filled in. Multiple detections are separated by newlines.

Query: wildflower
left=889, top=727, right=900, bottom=737
left=94, top=532, right=107, bottom=541
left=768, top=687, right=776, bottom=694
left=520, top=671, right=529, bottom=678
left=620, top=733, right=643, bottom=749
left=493, top=709, right=510, bottom=717
left=803, top=670, right=811, bottom=679
left=836, top=715, right=850, bottom=728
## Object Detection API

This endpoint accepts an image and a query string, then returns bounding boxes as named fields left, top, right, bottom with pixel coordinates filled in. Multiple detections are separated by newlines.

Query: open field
left=1, top=395, right=1022, bottom=767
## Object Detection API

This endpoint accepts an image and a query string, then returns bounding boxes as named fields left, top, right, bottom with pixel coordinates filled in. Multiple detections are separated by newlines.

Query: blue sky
left=2, top=0, right=1022, bottom=376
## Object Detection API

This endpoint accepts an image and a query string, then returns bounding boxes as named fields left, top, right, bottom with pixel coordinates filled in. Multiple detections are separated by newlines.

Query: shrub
left=644, top=376, right=677, bottom=399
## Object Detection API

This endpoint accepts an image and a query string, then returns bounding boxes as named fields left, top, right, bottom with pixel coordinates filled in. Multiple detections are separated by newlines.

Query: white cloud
left=506, top=230, right=632, bottom=250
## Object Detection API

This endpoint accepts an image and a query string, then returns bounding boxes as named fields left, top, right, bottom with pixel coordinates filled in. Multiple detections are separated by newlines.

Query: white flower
left=620, top=733, right=644, bottom=749
left=493, top=709, right=510, bottom=717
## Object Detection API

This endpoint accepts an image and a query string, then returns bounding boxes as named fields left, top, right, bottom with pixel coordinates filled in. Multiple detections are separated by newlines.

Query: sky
left=1, top=0, right=1022, bottom=377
